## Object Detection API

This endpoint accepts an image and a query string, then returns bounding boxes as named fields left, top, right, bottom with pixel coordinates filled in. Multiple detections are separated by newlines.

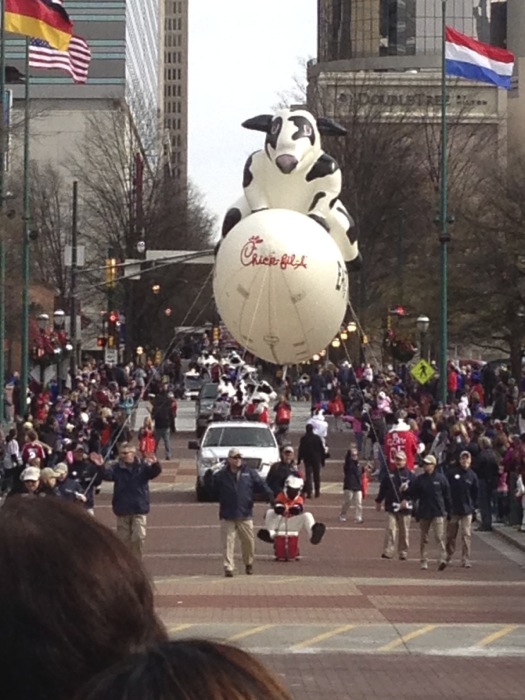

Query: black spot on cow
left=221, top=208, right=242, bottom=238
left=308, top=191, right=326, bottom=212
left=289, top=116, right=316, bottom=146
left=265, top=117, right=283, bottom=151
left=242, top=154, right=254, bottom=188
left=308, top=213, right=329, bottom=231
left=306, top=154, right=337, bottom=182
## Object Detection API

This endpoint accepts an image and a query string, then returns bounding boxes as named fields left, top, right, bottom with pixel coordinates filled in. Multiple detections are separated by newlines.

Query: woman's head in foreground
left=75, top=639, right=293, bottom=700
left=0, top=497, right=166, bottom=700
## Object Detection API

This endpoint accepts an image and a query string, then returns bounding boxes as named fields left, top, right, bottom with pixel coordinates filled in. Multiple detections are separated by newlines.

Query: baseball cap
left=459, top=450, right=471, bottom=458
left=395, top=451, right=407, bottom=460
left=54, top=463, right=69, bottom=476
left=228, top=448, right=242, bottom=458
left=282, top=446, right=294, bottom=454
left=40, top=467, right=60, bottom=480
left=423, top=455, right=437, bottom=465
left=20, top=466, right=41, bottom=482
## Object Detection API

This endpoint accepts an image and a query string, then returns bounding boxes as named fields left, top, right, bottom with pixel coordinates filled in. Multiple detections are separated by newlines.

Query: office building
left=311, top=2, right=520, bottom=150
left=161, top=0, right=189, bottom=187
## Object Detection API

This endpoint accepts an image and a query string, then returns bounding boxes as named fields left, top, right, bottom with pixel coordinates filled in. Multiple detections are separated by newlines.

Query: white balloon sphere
left=213, top=209, right=348, bottom=365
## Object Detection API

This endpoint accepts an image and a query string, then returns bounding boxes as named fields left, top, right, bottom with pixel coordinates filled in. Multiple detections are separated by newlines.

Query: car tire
left=196, top=479, right=208, bottom=502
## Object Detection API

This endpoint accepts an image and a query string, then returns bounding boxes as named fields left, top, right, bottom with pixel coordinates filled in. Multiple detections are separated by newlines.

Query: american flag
left=29, top=35, right=92, bottom=84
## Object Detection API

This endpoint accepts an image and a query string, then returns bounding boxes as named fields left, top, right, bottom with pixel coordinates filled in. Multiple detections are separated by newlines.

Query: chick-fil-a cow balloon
left=213, top=209, right=348, bottom=365
left=221, top=107, right=360, bottom=271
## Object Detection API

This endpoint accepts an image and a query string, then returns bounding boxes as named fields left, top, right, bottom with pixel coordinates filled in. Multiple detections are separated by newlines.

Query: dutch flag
left=445, top=26, right=515, bottom=91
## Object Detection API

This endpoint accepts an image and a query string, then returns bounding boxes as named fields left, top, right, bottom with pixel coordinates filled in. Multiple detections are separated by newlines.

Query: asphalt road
left=95, top=401, right=525, bottom=700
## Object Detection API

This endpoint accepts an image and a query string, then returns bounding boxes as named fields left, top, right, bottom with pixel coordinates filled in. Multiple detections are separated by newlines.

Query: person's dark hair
left=0, top=497, right=166, bottom=700
left=75, top=639, right=293, bottom=700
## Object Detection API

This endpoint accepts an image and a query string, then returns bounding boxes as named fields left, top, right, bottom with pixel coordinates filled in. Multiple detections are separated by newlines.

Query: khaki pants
left=446, top=514, right=472, bottom=562
left=419, top=517, right=447, bottom=565
left=383, top=512, right=411, bottom=558
left=341, top=490, right=363, bottom=521
left=116, top=514, right=147, bottom=559
left=221, top=518, right=254, bottom=572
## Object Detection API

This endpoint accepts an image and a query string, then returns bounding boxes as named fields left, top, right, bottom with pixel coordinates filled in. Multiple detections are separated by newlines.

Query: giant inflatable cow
left=221, top=107, right=360, bottom=270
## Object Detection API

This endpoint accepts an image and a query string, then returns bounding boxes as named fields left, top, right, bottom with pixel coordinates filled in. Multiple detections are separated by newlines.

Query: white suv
left=188, top=421, right=280, bottom=502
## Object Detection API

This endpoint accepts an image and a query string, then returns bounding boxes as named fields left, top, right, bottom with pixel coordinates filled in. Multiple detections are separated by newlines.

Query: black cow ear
left=242, top=115, right=274, bottom=133
left=317, top=117, right=347, bottom=136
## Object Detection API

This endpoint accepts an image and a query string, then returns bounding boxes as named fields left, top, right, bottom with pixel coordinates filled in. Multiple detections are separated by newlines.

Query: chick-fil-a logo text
left=240, top=235, right=308, bottom=270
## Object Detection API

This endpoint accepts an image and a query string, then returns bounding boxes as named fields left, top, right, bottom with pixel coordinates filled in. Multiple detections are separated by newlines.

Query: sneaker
left=381, top=553, right=393, bottom=559
left=462, top=560, right=471, bottom=568
left=399, top=553, right=407, bottom=561
left=438, top=561, right=447, bottom=571
left=224, top=570, right=234, bottom=578
left=445, top=555, right=452, bottom=564
left=310, top=522, right=326, bottom=545
left=338, top=515, right=347, bottom=522
left=355, top=518, right=364, bottom=524
left=420, top=561, right=428, bottom=570
left=256, top=528, right=274, bottom=544
left=245, top=564, right=253, bottom=575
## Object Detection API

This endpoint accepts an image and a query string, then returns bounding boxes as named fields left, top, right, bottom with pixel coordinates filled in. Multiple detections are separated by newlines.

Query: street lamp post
left=416, top=315, right=430, bottom=362
left=53, top=309, right=65, bottom=392
left=37, top=313, right=49, bottom=388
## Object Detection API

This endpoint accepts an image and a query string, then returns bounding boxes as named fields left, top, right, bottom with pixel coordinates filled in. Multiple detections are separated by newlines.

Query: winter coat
left=266, top=461, right=302, bottom=497
left=297, top=431, right=325, bottom=467
left=474, top=448, right=499, bottom=488
left=407, top=471, right=451, bottom=520
left=376, top=467, right=415, bottom=514
left=101, top=459, right=162, bottom=516
left=343, top=452, right=362, bottom=491
left=211, top=464, right=273, bottom=520
left=447, top=467, right=479, bottom=516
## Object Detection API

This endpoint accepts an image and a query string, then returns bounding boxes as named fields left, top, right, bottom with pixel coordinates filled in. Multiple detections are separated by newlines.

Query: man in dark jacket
left=151, top=386, right=173, bottom=460
left=265, top=445, right=302, bottom=497
left=375, top=451, right=415, bottom=560
left=473, top=436, right=499, bottom=531
left=211, top=447, right=274, bottom=577
left=404, top=454, right=451, bottom=571
left=98, top=442, right=161, bottom=559
left=446, top=450, right=479, bottom=568
left=297, top=424, right=325, bottom=499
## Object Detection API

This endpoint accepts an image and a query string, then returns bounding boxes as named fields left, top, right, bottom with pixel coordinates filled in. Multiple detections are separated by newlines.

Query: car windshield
left=203, top=427, right=276, bottom=448
left=200, top=384, right=218, bottom=399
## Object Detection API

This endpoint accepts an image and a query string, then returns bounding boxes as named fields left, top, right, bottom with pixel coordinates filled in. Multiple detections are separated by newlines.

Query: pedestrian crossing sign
left=411, top=359, right=436, bottom=385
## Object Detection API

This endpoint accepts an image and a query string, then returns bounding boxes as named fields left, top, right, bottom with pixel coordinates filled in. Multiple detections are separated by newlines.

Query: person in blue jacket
left=445, top=450, right=479, bottom=568
left=98, top=443, right=161, bottom=559
left=403, top=455, right=452, bottom=571
left=209, top=447, right=274, bottom=577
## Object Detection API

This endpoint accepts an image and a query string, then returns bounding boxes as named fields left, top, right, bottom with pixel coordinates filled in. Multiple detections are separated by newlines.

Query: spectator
left=265, top=445, right=302, bottom=497
left=339, top=445, right=364, bottom=523
left=151, top=386, right=173, bottom=460
left=74, top=640, right=292, bottom=700
left=474, top=436, right=499, bottom=531
left=97, top=443, right=162, bottom=559
left=6, top=465, right=41, bottom=498
left=297, top=424, right=325, bottom=499
left=0, top=498, right=166, bottom=700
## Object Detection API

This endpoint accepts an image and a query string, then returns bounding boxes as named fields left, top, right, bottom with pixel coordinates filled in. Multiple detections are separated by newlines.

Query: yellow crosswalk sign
left=411, top=359, right=436, bottom=385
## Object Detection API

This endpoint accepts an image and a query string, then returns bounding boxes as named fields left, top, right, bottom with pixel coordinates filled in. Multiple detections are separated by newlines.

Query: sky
left=188, top=1, right=317, bottom=234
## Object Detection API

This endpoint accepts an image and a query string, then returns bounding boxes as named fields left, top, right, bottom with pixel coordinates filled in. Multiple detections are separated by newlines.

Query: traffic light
left=212, top=326, right=220, bottom=344
left=389, top=306, right=406, bottom=317
left=107, top=310, right=119, bottom=349
left=97, top=336, right=107, bottom=348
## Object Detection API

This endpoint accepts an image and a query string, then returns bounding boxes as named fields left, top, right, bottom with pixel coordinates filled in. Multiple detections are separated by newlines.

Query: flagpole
left=0, top=0, right=6, bottom=424
left=20, top=37, right=30, bottom=417
left=439, top=0, right=450, bottom=406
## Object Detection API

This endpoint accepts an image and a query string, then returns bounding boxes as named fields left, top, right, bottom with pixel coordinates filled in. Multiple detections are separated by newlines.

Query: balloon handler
left=257, top=475, right=326, bottom=560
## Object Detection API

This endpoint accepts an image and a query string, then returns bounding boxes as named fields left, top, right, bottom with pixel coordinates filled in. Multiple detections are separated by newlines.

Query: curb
left=492, top=525, right=525, bottom=554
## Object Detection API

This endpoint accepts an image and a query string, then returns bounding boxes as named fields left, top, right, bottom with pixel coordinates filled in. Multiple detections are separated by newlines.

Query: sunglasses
left=231, top=455, right=242, bottom=459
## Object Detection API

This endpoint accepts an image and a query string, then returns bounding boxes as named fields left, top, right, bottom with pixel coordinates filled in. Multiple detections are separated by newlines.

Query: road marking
left=378, top=624, right=437, bottom=652
left=476, top=625, right=518, bottom=647
left=291, top=624, right=356, bottom=650
left=167, top=624, right=194, bottom=635
left=226, top=624, right=275, bottom=642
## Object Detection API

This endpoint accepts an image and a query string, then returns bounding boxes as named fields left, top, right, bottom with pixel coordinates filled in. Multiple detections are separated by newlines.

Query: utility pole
left=70, top=181, right=78, bottom=382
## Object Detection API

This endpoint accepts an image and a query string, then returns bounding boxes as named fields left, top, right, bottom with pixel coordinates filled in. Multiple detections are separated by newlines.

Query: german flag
left=5, top=0, right=73, bottom=51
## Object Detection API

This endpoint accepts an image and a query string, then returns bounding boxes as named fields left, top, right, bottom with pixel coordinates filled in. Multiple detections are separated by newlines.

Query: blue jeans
left=155, top=428, right=171, bottom=459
